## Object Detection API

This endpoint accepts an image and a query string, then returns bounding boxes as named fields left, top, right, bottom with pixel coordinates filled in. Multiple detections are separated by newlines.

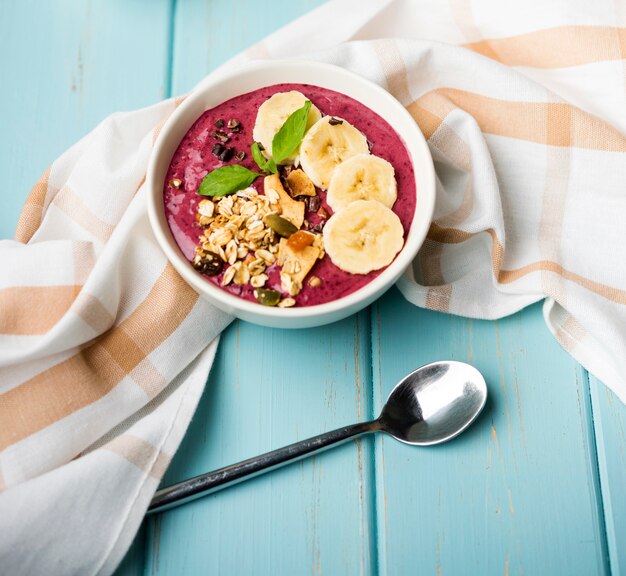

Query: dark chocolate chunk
left=328, top=117, right=343, bottom=126
left=218, top=146, right=234, bottom=162
left=307, top=196, right=321, bottom=212
left=212, top=143, right=225, bottom=157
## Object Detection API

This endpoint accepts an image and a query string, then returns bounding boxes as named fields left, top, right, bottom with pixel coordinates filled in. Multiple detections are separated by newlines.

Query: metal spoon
left=148, top=360, right=487, bottom=514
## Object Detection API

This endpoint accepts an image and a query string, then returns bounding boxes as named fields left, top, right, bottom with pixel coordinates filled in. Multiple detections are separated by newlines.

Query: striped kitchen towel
left=2, top=0, right=626, bottom=573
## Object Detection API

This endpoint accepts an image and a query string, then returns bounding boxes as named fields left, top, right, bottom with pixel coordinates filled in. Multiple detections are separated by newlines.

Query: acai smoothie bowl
left=147, top=61, right=435, bottom=328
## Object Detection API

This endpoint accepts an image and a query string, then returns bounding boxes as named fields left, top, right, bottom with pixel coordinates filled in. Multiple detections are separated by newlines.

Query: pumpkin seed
left=265, top=214, right=298, bottom=238
left=255, top=288, right=281, bottom=306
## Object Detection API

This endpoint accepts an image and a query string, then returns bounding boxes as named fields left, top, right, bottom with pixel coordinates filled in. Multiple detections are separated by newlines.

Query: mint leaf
left=197, top=165, right=261, bottom=197
left=251, top=142, right=277, bottom=174
left=271, top=100, right=312, bottom=164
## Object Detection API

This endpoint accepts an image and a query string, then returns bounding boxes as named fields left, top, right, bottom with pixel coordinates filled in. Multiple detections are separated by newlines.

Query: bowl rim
left=146, top=59, right=436, bottom=322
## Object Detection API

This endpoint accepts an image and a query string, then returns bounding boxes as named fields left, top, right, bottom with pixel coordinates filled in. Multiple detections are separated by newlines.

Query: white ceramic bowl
left=147, top=60, right=435, bottom=329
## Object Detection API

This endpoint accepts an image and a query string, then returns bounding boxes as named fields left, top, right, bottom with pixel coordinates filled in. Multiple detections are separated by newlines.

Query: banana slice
left=299, top=116, right=369, bottom=189
left=252, top=91, right=321, bottom=162
left=327, top=154, right=397, bottom=211
left=323, top=200, right=404, bottom=274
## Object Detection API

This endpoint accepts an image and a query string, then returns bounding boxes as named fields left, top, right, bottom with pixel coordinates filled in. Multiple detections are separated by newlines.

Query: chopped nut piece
left=264, top=174, right=305, bottom=228
left=225, top=239, right=238, bottom=265
left=227, top=118, right=242, bottom=132
left=255, top=249, right=276, bottom=265
left=248, top=258, right=266, bottom=276
left=308, top=276, right=321, bottom=287
left=170, top=178, right=183, bottom=190
left=197, top=199, right=215, bottom=218
left=285, top=169, right=316, bottom=198
left=214, top=119, right=225, bottom=128
left=211, top=129, right=230, bottom=143
left=233, top=263, right=251, bottom=285
left=317, top=206, right=329, bottom=219
left=250, top=273, right=268, bottom=288
left=278, top=298, right=296, bottom=308
left=222, top=265, right=237, bottom=286
left=235, top=150, right=246, bottom=161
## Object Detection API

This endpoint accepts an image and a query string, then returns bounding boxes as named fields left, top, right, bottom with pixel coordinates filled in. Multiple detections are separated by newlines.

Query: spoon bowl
left=149, top=360, right=488, bottom=514
left=378, top=361, right=487, bottom=446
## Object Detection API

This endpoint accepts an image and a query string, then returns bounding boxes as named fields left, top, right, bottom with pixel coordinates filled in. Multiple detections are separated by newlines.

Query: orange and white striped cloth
left=2, top=0, right=626, bottom=573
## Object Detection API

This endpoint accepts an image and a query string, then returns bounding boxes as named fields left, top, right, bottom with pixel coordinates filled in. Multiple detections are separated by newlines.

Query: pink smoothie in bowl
left=163, top=83, right=416, bottom=309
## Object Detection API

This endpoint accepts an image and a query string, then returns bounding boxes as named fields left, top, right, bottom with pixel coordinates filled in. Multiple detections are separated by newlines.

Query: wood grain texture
left=147, top=317, right=376, bottom=575
left=372, top=292, right=610, bottom=576
left=0, top=0, right=172, bottom=240
left=1, top=1, right=625, bottom=575
left=590, top=377, right=626, bottom=575
left=170, top=0, right=324, bottom=94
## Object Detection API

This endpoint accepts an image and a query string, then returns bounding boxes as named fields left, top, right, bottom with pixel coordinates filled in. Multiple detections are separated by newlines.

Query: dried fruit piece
left=255, top=288, right=281, bottom=306
left=285, top=169, right=316, bottom=198
left=265, top=214, right=298, bottom=238
left=277, top=237, right=321, bottom=296
left=264, top=174, right=305, bottom=227
left=193, top=251, right=223, bottom=276
left=286, top=230, right=315, bottom=252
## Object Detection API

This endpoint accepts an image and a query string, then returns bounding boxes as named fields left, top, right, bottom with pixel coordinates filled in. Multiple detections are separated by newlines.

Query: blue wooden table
left=2, top=2, right=625, bottom=575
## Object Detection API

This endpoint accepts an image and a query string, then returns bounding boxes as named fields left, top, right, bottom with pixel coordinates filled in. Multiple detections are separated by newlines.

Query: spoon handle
left=148, top=419, right=380, bottom=514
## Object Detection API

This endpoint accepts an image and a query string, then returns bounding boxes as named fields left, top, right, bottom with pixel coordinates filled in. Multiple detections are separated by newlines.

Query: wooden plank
left=170, top=0, right=325, bottom=93
left=148, top=316, right=376, bottom=574
left=0, top=0, right=173, bottom=240
left=145, top=2, right=377, bottom=573
left=372, top=290, right=609, bottom=576
left=590, top=377, right=626, bottom=575
left=0, top=2, right=169, bottom=574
